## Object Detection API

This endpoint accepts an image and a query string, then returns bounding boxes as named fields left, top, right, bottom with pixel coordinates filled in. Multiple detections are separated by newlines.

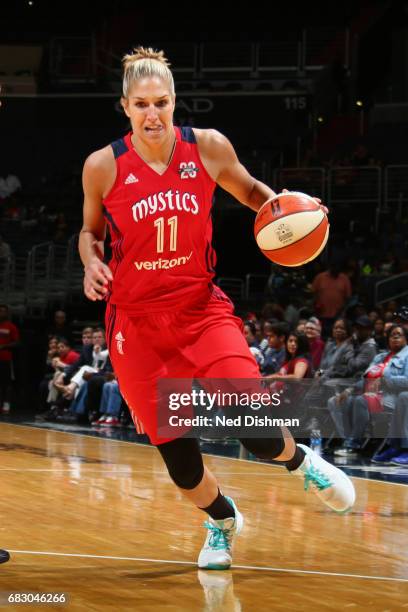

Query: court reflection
left=197, top=570, right=241, bottom=611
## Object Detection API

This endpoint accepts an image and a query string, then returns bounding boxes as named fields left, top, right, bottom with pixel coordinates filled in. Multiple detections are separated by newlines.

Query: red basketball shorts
left=105, top=288, right=260, bottom=445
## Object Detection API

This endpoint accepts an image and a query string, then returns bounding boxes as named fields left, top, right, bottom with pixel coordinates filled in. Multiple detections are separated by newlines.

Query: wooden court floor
left=0, top=422, right=407, bottom=611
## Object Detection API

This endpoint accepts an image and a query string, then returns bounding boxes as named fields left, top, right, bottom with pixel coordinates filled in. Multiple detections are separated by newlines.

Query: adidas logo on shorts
left=125, top=173, right=139, bottom=184
left=115, top=331, right=125, bottom=355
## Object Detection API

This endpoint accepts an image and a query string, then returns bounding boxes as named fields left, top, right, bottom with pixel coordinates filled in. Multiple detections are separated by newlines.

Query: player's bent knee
left=239, top=436, right=285, bottom=460
left=156, top=437, right=204, bottom=489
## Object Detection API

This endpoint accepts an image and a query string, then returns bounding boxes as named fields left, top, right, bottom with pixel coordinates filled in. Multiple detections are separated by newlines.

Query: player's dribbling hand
left=282, top=188, right=329, bottom=215
left=83, top=258, right=113, bottom=301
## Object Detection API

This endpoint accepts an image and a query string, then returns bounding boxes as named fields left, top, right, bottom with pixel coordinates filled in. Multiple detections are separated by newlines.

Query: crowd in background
left=1, top=251, right=408, bottom=467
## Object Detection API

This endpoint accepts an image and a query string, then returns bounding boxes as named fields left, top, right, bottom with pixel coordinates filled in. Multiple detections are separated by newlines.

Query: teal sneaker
left=293, top=444, right=356, bottom=513
left=197, top=497, right=243, bottom=570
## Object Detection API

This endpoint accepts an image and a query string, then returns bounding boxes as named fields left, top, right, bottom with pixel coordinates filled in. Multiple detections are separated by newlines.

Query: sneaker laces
left=303, top=465, right=332, bottom=492
left=203, top=521, right=234, bottom=551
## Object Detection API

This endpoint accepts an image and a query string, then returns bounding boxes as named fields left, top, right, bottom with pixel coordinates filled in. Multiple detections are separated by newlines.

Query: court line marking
left=0, top=467, right=287, bottom=476
left=6, top=549, right=408, bottom=583
left=1, top=422, right=408, bottom=487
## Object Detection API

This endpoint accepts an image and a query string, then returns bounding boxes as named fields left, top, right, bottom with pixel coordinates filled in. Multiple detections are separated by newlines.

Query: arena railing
left=49, top=36, right=97, bottom=83
left=384, top=165, right=408, bottom=217
left=255, top=41, right=302, bottom=73
left=217, top=277, right=245, bottom=302
left=327, top=165, right=382, bottom=229
left=374, top=272, right=408, bottom=306
left=272, top=167, right=326, bottom=201
left=25, top=243, right=54, bottom=317
left=199, top=42, right=255, bottom=74
left=245, top=274, right=269, bottom=301
left=165, top=43, right=199, bottom=75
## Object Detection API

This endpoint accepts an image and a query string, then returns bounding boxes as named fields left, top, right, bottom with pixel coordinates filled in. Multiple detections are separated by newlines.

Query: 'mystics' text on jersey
left=102, top=126, right=217, bottom=314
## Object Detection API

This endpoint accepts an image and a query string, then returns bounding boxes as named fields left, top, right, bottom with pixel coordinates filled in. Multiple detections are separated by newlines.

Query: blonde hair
left=121, top=46, right=175, bottom=99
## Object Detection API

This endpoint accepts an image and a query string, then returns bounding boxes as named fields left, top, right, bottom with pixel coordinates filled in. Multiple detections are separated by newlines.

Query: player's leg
left=107, top=304, right=245, bottom=568
left=156, top=437, right=243, bottom=570
left=106, top=306, right=235, bottom=513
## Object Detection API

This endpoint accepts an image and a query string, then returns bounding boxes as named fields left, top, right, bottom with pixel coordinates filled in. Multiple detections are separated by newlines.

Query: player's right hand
left=83, top=258, right=113, bottom=301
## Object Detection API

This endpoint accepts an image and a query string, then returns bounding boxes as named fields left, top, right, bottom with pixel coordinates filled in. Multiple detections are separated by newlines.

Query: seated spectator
left=92, top=376, right=123, bottom=427
left=296, top=319, right=307, bottom=334
left=254, top=320, right=263, bottom=346
left=304, top=317, right=325, bottom=370
left=51, top=338, right=79, bottom=367
left=60, top=348, right=109, bottom=400
left=54, top=328, right=113, bottom=423
left=243, top=320, right=264, bottom=369
left=68, top=362, right=114, bottom=423
left=343, top=316, right=377, bottom=378
left=266, top=332, right=313, bottom=428
left=59, top=328, right=108, bottom=399
left=259, top=320, right=275, bottom=352
left=303, top=319, right=354, bottom=432
left=332, top=325, right=408, bottom=457
left=46, top=338, right=79, bottom=406
left=373, top=318, right=387, bottom=350
left=56, top=327, right=103, bottom=391
left=325, top=315, right=377, bottom=444
left=317, top=318, right=354, bottom=380
left=261, top=321, right=289, bottom=376
left=46, top=336, right=59, bottom=365
left=267, top=332, right=313, bottom=381
left=80, top=326, right=94, bottom=348
left=243, top=321, right=260, bottom=348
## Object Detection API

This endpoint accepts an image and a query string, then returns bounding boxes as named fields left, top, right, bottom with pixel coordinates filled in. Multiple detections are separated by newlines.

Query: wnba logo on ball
left=271, top=200, right=281, bottom=216
left=275, top=223, right=294, bottom=243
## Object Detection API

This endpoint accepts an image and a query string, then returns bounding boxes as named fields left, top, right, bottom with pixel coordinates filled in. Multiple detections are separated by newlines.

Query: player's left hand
left=282, top=189, right=328, bottom=215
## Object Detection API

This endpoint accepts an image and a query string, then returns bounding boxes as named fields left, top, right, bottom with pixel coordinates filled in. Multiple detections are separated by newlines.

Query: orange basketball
left=254, top=191, right=329, bottom=267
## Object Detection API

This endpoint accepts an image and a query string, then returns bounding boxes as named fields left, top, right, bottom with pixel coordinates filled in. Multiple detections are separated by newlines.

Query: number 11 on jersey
left=154, top=216, right=178, bottom=253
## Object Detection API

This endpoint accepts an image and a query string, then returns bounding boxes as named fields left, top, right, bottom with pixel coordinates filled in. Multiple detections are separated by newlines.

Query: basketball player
left=80, top=47, right=355, bottom=570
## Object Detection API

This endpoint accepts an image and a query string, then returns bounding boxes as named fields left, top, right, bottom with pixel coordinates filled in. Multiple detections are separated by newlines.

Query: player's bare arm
left=195, top=128, right=275, bottom=212
left=80, top=147, right=115, bottom=301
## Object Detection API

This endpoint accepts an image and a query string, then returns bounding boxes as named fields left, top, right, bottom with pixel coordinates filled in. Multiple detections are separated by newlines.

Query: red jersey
left=60, top=350, right=80, bottom=365
left=103, top=126, right=217, bottom=314
left=0, top=320, right=19, bottom=361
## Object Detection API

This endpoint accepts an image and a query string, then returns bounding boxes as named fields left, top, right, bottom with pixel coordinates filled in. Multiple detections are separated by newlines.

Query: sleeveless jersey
left=103, top=126, right=217, bottom=314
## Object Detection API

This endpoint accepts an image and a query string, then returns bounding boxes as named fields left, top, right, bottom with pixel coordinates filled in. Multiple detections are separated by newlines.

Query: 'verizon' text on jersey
left=103, top=127, right=217, bottom=314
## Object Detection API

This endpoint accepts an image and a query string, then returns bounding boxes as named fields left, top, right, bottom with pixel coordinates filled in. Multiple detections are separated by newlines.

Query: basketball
left=254, top=191, right=329, bottom=267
